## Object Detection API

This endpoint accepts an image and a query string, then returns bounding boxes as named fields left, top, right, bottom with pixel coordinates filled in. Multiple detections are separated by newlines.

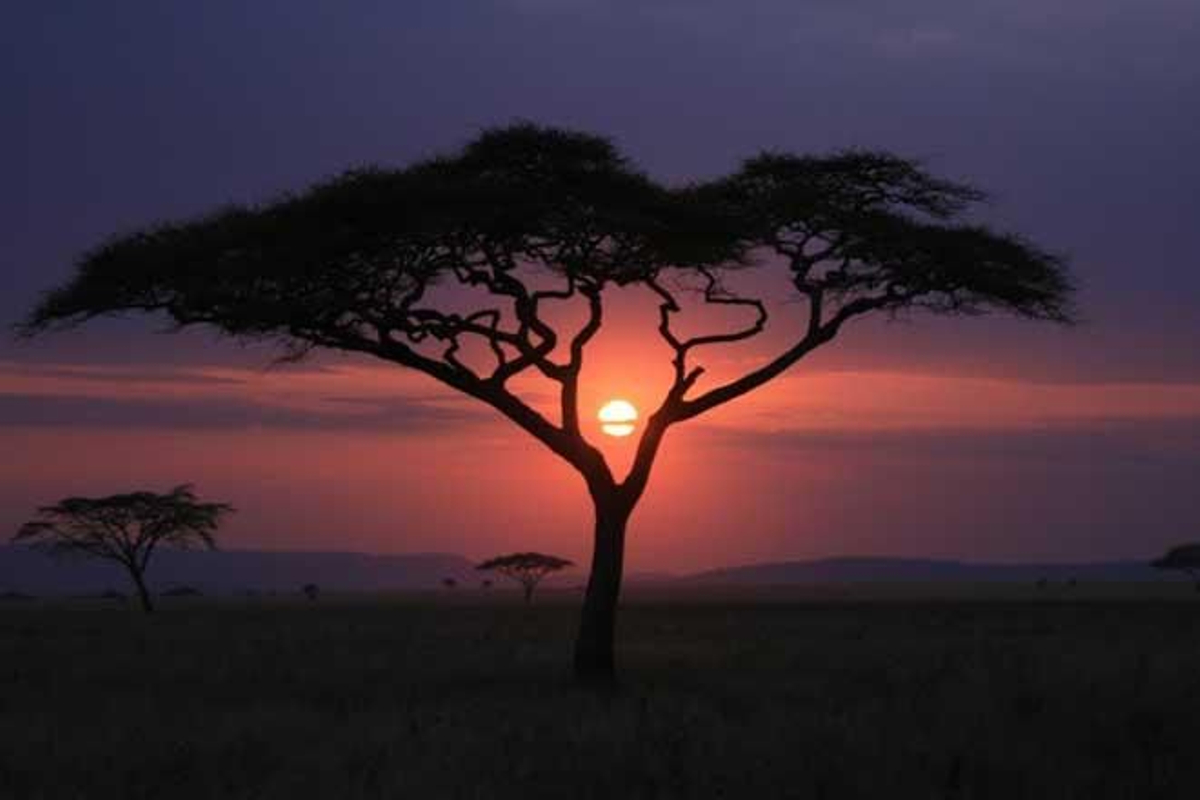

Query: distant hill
left=0, top=547, right=477, bottom=595
left=1, top=548, right=1173, bottom=597
left=688, top=556, right=1165, bottom=585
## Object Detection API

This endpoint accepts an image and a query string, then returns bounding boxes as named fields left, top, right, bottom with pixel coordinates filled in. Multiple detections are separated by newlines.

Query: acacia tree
left=21, top=124, right=1071, bottom=680
left=12, top=485, right=234, bottom=612
left=1152, top=544, right=1200, bottom=591
left=478, top=552, right=574, bottom=603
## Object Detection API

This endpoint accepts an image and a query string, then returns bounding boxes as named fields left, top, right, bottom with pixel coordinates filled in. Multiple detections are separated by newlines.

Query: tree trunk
left=523, top=583, right=534, bottom=603
left=573, top=493, right=631, bottom=684
left=129, top=569, right=154, bottom=614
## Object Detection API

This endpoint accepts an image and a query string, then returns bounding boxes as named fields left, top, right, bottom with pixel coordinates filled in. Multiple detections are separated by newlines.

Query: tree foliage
left=478, top=552, right=574, bottom=602
left=20, top=124, right=1071, bottom=485
left=12, top=485, right=234, bottom=612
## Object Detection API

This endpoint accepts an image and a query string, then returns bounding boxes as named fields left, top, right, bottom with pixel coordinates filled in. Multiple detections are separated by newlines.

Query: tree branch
left=561, top=284, right=603, bottom=436
left=671, top=289, right=893, bottom=423
left=372, top=326, right=612, bottom=484
left=645, top=269, right=769, bottom=398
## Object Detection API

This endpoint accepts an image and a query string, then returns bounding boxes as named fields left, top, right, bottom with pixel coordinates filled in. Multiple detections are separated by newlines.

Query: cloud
left=5, top=359, right=1200, bottom=437
left=0, top=359, right=558, bottom=432
left=0, top=393, right=490, bottom=432
left=0, top=361, right=247, bottom=386
left=502, top=0, right=1200, bottom=71
left=698, top=416, right=1200, bottom=470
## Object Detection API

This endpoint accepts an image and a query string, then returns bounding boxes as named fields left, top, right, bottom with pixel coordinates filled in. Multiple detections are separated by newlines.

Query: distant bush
left=1152, top=543, right=1200, bottom=591
left=302, top=583, right=320, bottom=601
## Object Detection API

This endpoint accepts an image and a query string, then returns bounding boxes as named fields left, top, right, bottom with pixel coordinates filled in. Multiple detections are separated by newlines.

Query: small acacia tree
left=20, top=124, right=1072, bottom=680
left=478, top=552, right=574, bottom=603
left=1152, top=544, right=1200, bottom=591
left=13, top=485, right=233, bottom=612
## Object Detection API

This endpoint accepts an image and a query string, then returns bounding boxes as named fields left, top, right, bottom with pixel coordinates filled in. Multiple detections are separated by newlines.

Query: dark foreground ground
left=2, top=586, right=1200, bottom=799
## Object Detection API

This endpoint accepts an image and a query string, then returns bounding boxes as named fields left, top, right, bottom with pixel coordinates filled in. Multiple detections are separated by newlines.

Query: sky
left=3, top=1, right=1199, bottom=572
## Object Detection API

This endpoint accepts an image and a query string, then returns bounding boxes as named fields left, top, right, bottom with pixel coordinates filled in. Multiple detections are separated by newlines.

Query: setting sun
left=598, top=399, right=638, bottom=437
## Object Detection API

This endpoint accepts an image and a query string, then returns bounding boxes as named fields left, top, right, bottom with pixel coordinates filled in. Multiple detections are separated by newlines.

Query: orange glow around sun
left=598, top=399, right=638, bottom=437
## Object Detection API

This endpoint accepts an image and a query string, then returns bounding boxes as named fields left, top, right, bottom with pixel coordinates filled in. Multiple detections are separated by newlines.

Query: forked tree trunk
left=573, top=493, right=631, bottom=684
left=129, top=569, right=154, bottom=614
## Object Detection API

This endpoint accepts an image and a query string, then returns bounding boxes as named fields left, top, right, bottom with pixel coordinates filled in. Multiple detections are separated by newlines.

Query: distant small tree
left=302, top=583, right=320, bottom=601
left=1152, top=544, right=1200, bottom=592
left=478, top=552, right=574, bottom=603
left=442, top=577, right=458, bottom=589
left=12, top=485, right=234, bottom=613
left=481, top=579, right=494, bottom=590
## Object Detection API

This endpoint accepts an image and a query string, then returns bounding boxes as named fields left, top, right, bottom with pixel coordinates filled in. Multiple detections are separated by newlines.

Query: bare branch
left=674, top=287, right=901, bottom=423
left=646, top=269, right=768, bottom=398
left=561, top=284, right=603, bottom=436
left=372, top=327, right=611, bottom=483
left=677, top=268, right=769, bottom=353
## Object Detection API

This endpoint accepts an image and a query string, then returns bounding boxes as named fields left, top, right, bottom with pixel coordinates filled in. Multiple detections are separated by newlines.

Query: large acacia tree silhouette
left=22, top=124, right=1072, bottom=681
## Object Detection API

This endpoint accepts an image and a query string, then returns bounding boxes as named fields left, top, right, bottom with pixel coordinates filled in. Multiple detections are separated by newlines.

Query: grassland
left=2, top=586, right=1199, bottom=799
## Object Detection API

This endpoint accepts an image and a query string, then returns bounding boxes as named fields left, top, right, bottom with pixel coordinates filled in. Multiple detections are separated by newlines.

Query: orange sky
left=4, top=341, right=1199, bottom=571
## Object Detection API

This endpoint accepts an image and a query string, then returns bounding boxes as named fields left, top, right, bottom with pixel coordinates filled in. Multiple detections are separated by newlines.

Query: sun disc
left=598, top=399, right=638, bottom=437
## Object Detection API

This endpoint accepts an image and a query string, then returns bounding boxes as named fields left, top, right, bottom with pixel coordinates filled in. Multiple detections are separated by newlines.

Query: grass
left=2, top=587, right=1200, bottom=799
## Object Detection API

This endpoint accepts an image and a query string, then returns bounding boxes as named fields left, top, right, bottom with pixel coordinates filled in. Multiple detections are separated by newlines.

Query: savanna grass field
left=3, top=584, right=1200, bottom=799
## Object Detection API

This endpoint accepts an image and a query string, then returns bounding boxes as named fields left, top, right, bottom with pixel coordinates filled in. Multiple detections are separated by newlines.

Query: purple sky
left=3, top=2, right=1199, bottom=569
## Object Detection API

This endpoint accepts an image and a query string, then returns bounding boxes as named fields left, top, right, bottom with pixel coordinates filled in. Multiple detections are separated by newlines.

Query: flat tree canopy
left=13, top=485, right=233, bottom=612
left=22, top=124, right=1072, bottom=679
left=478, top=552, right=574, bottom=602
